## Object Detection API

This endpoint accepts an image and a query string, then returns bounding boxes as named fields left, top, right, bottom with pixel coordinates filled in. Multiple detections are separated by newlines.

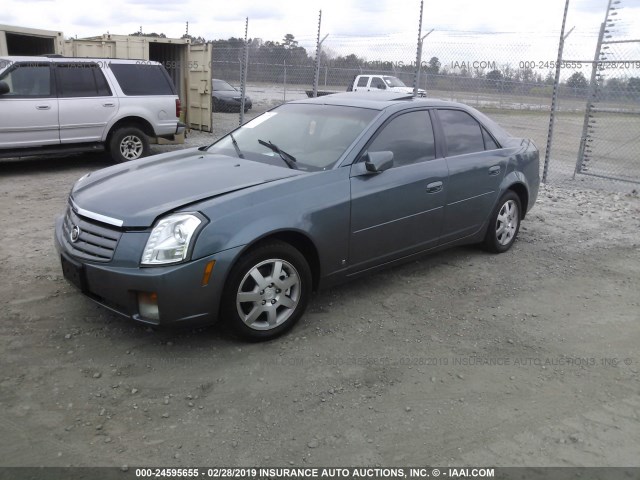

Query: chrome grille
left=62, top=206, right=122, bottom=262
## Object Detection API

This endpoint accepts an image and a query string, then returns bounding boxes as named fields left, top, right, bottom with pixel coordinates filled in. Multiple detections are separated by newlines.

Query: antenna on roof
left=186, top=22, right=189, bottom=37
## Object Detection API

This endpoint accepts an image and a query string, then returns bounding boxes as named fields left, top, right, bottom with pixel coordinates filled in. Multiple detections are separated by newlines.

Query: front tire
left=483, top=191, right=521, bottom=253
left=222, top=241, right=312, bottom=341
left=109, top=127, right=149, bottom=163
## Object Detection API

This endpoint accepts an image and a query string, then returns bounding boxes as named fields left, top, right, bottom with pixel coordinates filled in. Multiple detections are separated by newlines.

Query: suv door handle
left=426, top=181, right=443, bottom=193
left=36, top=105, right=51, bottom=110
left=102, top=103, right=115, bottom=107
left=489, top=165, right=501, bottom=175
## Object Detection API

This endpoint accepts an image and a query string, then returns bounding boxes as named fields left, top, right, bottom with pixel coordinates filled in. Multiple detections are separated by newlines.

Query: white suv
left=0, top=56, right=185, bottom=163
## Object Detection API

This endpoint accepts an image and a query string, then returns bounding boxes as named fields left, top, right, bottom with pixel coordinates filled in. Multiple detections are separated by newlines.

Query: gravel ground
left=1, top=112, right=639, bottom=468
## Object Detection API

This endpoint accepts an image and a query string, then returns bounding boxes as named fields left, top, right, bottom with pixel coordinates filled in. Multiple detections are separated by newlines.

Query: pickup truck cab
left=347, top=74, right=426, bottom=97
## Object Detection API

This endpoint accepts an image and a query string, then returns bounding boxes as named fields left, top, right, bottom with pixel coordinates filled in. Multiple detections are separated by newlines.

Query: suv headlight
left=141, top=213, right=203, bottom=266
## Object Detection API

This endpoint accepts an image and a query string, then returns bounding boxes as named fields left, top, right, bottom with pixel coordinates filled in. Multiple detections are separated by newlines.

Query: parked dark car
left=213, top=79, right=252, bottom=113
left=55, top=92, right=540, bottom=340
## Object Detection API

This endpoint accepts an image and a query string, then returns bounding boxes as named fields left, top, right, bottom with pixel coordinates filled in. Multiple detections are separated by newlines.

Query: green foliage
left=182, top=34, right=207, bottom=45
left=486, top=69, right=503, bottom=89
left=425, top=57, right=440, bottom=75
left=566, top=72, right=588, bottom=90
left=129, top=31, right=167, bottom=38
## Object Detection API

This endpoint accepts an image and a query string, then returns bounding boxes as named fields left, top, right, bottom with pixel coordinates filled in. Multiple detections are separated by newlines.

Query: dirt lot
left=1, top=111, right=640, bottom=468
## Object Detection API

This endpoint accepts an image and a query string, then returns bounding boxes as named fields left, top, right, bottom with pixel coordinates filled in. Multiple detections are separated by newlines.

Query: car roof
left=290, top=91, right=473, bottom=111
left=288, top=91, right=513, bottom=142
left=0, top=56, right=156, bottom=65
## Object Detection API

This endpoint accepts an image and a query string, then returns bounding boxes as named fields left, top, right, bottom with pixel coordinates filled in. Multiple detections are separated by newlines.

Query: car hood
left=70, top=148, right=302, bottom=227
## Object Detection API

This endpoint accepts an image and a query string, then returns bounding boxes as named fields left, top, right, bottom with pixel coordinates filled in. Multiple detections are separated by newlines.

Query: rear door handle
left=103, top=103, right=115, bottom=107
left=426, top=181, right=443, bottom=193
left=36, top=105, right=51, bottom=110
left=489, top=165, right=501, bottom=175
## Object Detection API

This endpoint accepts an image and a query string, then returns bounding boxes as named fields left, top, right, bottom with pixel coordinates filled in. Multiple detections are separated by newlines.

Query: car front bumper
left=54, top=215, right=243, bottom=327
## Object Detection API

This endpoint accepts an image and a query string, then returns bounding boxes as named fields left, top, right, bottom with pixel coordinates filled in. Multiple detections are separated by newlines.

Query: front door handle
left=489, top=165, right=501, bottom=176
left=36, top=105, right=51, bottom=110
left=103, top=103, right=115, bottom=107
left=426, top=181, right=443, bottom=193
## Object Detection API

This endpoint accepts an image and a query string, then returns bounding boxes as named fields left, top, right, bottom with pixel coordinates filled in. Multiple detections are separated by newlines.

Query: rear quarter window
left=109, top=64, right=176, bottom=96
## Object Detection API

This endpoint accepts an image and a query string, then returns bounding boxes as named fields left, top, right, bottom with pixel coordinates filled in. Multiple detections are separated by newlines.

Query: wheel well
left=508, top=183, right=529, bottom=218
left=106, top=117, right=155, bottom=148
left=246, top=231, right=321, bottom=292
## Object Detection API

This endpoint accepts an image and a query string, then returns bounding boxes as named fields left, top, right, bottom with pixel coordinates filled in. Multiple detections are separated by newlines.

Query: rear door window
left=109, top=63, right=176, bottom=96
left=438, top=109, right=486, bottom=156
left=357, top=76, right=369, bottom=87
left=55, top=64, right=112, bottom=97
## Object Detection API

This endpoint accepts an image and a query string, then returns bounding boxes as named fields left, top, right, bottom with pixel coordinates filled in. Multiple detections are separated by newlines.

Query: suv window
left=55, top=64, right=112, bottom=97
left=0, top=63, right=51, bottom=97
left=357, top=76, right=369, bottom=87
left=110, top=63, right=176, bottom=96
left=438, top=109, right=485, bottom=156
left=368, top=111, right=435, bottom=167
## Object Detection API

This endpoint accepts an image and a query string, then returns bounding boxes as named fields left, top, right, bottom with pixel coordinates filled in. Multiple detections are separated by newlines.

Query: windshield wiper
left=229, top=132, right=244, bottom=159
left=258, top=139, right=298, bottom=169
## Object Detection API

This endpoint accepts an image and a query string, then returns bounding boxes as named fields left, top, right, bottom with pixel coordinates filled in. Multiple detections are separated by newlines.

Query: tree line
left=136, top=31, right=640, bottom=98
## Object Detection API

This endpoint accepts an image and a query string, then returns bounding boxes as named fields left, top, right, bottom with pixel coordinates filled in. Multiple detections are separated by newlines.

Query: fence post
left=283, top=59, right=287, bottom=102
left=312, top=10, right=328, bottom=98
left=574, top=13, right=608, bottom=178
left=542, top=0, right=571, bottom=184
left=413, top=0, right=423, bottom=96
left=239, top=17, right=249, bottom=126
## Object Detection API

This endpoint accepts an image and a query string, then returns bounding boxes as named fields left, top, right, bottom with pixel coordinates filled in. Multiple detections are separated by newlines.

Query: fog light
left=138, top=292, right=159, bottom=320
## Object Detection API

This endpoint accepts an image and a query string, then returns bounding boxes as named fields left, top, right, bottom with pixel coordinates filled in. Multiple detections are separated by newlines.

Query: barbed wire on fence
left=211, top=3, right=640, bottom=188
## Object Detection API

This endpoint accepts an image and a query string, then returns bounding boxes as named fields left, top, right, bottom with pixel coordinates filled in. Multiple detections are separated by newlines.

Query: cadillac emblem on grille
left=70, top=225, right=81, bottom=243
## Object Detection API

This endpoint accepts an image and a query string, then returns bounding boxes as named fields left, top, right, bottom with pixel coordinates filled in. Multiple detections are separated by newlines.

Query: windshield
left=213, top=79, right=236, bottom=91
left=207, top=103, right=378, bottom=171
left=383, top=76, right=407, bottom=88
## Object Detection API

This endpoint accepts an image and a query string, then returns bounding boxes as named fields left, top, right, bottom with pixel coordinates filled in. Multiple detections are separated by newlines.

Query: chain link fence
left=211, top=7, right=640, bottom=190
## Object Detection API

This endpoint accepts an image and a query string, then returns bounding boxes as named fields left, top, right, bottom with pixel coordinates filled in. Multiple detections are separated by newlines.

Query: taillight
left=175, top=99, right=181, bottom=119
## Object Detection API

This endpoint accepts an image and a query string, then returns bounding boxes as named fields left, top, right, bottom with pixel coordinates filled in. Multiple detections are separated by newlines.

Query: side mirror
left=0, top=81, right=9, bottom=95
left=364, top=151, right=394, bottom=173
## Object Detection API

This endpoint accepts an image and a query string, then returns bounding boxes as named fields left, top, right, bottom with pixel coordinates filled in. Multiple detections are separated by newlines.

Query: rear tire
left=222, top=241, right=312, bottom=341
left=109, top=127, right=149, bottom=163
left=483, top=191, right=521, bottom=253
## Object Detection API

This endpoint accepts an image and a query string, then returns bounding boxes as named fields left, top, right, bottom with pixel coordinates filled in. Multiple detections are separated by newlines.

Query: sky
left=2, top=0, right=639, bottom=73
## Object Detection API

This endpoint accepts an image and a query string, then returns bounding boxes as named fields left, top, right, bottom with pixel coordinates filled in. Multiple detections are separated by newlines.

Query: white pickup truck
left=347, top=74, right=426, bottom=97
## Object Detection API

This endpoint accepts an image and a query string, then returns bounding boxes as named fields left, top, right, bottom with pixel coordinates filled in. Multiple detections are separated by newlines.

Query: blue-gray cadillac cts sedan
left=55, top=92, right=540, bottom=340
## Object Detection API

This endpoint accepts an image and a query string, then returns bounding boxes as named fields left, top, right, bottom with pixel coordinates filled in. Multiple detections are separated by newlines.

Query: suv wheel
left=109, top=127, right=150, bottom=163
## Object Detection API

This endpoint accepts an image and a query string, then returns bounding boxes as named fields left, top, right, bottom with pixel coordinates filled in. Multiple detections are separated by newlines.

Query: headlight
left=141, top=213, right=203, bottom=266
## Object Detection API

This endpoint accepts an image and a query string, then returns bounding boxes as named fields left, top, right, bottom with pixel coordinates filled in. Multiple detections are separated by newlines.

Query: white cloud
left=1, top=0, right=638, bottom=72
